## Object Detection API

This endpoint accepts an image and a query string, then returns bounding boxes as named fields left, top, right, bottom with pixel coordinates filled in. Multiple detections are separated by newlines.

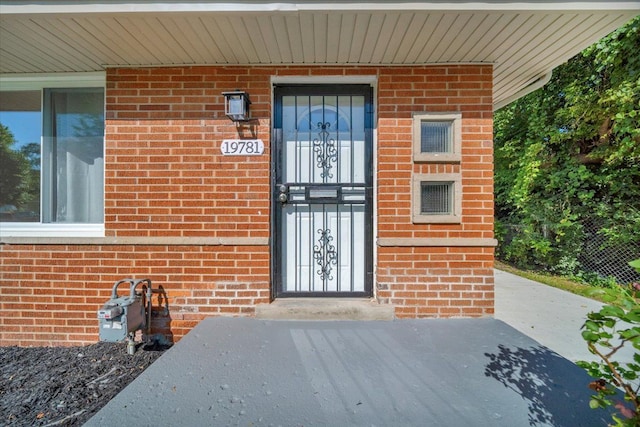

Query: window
left=0, top=73, right=105, bottom=237
left=412, top=173, right=461, bottom=224
left=420, top=182, right=453, bottom=215
left=412, top=112, right=461, bottom=163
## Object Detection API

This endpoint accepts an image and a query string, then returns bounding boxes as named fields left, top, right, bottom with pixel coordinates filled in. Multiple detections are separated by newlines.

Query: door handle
left=278, top=185, right=288, bottom=204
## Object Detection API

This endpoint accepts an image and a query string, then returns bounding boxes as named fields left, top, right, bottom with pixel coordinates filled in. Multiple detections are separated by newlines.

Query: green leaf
left=625, top=363, right=640, bottom=371
left=589, top=399, right=601, bottom=409
left=585, top=320, right=601, bottom=332
left=623, top=310, right=640, bottom=322
left=600, top=305, right=626, bottom=318
left=576, top=360, right=591, bottom=369
left=588, top=312, right=605, bottom=321
left=619, top=329, right=640, bottom=340
left=582, top=330, right=600, bottom=342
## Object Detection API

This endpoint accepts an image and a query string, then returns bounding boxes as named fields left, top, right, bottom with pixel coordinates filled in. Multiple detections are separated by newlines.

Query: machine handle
left=132, top=278, right=152, bottom=298
left=110, top=279, right=133, bottom=300
left=110, top=278, right=152, bottom=299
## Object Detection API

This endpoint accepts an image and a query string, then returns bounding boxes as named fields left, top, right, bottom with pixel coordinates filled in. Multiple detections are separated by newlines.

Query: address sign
left=221, top=139, right=264, bottom=156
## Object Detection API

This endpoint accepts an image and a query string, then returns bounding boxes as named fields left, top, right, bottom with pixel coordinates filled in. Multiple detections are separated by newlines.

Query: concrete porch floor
left=86, top=318, right=611, bottom=426
left=85, top=271, right=625, bottom=426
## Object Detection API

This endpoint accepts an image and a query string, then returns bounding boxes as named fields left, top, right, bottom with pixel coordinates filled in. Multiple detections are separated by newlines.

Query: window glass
left=0, top=91, right=42, bottom=222
left=43, top=88, right=104, bottom=223
left=421, top=121, right=452, bottom=153
left=412, top=173, right=461, bottom=224
left=420, top=182, right=453, bottom=215
left=0, top=87, right=104, bottom=224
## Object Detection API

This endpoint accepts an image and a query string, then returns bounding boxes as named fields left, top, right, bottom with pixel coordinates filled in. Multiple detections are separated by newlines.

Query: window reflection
left=0, top=91, right=41, bottom=222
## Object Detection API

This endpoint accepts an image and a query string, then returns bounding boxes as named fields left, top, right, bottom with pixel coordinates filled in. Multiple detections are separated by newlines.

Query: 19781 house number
left=221, top=139, right=264, bottom=156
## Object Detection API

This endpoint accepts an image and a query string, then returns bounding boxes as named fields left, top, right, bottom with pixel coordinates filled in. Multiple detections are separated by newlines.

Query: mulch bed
left=0, top=341, right=168, bottom=426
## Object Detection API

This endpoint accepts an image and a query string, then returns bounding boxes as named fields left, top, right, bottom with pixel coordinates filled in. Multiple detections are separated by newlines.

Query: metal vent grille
left=420, top=121, right=452, bottom=153
left=420, top=182, right=453, bottom=215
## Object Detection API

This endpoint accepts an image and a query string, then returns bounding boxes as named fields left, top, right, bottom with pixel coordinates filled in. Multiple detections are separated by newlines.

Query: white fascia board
left=296, top=2, right=640, bottom=11
left=0, top=72, right=105, bottom=90
left=0, top=2, right=296, bottom=13
left=1, top=2, right=639, bottom=14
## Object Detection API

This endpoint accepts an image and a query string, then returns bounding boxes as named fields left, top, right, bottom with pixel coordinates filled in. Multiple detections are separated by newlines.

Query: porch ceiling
left=1, top=2, right=638, bottom=108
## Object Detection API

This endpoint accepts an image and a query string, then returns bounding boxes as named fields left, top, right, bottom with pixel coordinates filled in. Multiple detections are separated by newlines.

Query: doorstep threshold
left=255, top=298, right=395, bottom=321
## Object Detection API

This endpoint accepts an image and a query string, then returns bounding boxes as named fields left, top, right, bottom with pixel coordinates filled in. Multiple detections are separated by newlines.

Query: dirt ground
left=0, top=341, right=168, bottom=426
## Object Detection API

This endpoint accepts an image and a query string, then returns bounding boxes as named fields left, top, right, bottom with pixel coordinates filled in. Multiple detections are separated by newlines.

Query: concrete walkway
left=495, top=269, right=635, bottom=364
left=85, top=270, right=629, bottom=426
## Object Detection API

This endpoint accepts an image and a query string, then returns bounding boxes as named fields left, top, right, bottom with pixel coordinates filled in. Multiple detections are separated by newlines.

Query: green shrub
left=577, top=259, right=640, bottom=426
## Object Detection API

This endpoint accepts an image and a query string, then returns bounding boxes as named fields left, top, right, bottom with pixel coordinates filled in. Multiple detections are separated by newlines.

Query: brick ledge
left=377, top=237, right=497, bottom=247
left=0, top=236, right=269, bottom=246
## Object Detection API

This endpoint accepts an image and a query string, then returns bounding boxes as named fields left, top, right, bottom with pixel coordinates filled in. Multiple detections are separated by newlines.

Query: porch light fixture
left=222, top=91, right=251, bottom=122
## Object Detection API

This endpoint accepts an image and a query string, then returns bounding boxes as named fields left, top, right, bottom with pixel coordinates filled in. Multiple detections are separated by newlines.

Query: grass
left=494, top=260, right=611, bottom=304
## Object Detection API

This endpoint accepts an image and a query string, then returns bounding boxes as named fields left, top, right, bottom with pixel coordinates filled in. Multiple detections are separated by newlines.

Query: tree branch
left=589, top=341, right=640, bottom=411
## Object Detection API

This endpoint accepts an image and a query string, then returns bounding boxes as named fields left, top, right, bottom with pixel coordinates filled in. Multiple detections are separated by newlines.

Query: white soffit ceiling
left=0, top=2, right=638, bottom=107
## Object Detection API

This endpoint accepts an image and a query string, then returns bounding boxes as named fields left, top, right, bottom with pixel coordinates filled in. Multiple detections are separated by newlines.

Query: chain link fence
left=498, top=221, right=640, bottom=284
left=578, top=222, right=640, bottom=285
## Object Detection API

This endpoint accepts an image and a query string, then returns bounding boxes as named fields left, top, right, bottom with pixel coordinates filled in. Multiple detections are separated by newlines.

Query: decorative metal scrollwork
left=312, top=122, right=338, bottom=179
left=313, top=228, right=338, bottom=281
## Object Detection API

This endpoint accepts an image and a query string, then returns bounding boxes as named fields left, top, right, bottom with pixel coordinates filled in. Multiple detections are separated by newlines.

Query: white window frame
left=412, top=112, right=462, bottom=163
left=0, top=72, right=106, bottom=237
left=412, top=173, right=462, bottom=224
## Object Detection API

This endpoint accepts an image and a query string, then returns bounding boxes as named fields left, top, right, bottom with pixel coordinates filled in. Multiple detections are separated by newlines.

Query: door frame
left=271, top=84, right=374, bottom=298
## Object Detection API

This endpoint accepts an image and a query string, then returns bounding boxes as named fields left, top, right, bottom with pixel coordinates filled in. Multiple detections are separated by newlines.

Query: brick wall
left=0, top=65, right=494, bottom=346
left=0, top=244, right=269, bottom=346
left=105, top=66, right=272, bottom=239
left=376, top=246, right=494, bottom=317
left=376, top=65, right=495, bottom=317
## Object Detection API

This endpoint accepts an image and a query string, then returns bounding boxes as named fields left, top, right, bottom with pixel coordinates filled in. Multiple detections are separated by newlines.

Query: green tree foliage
left=0, top=123, right=39, bottom=218
left=494, top=16, right=640, bottom=272
left=0, top=124, right=29, bottom=205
